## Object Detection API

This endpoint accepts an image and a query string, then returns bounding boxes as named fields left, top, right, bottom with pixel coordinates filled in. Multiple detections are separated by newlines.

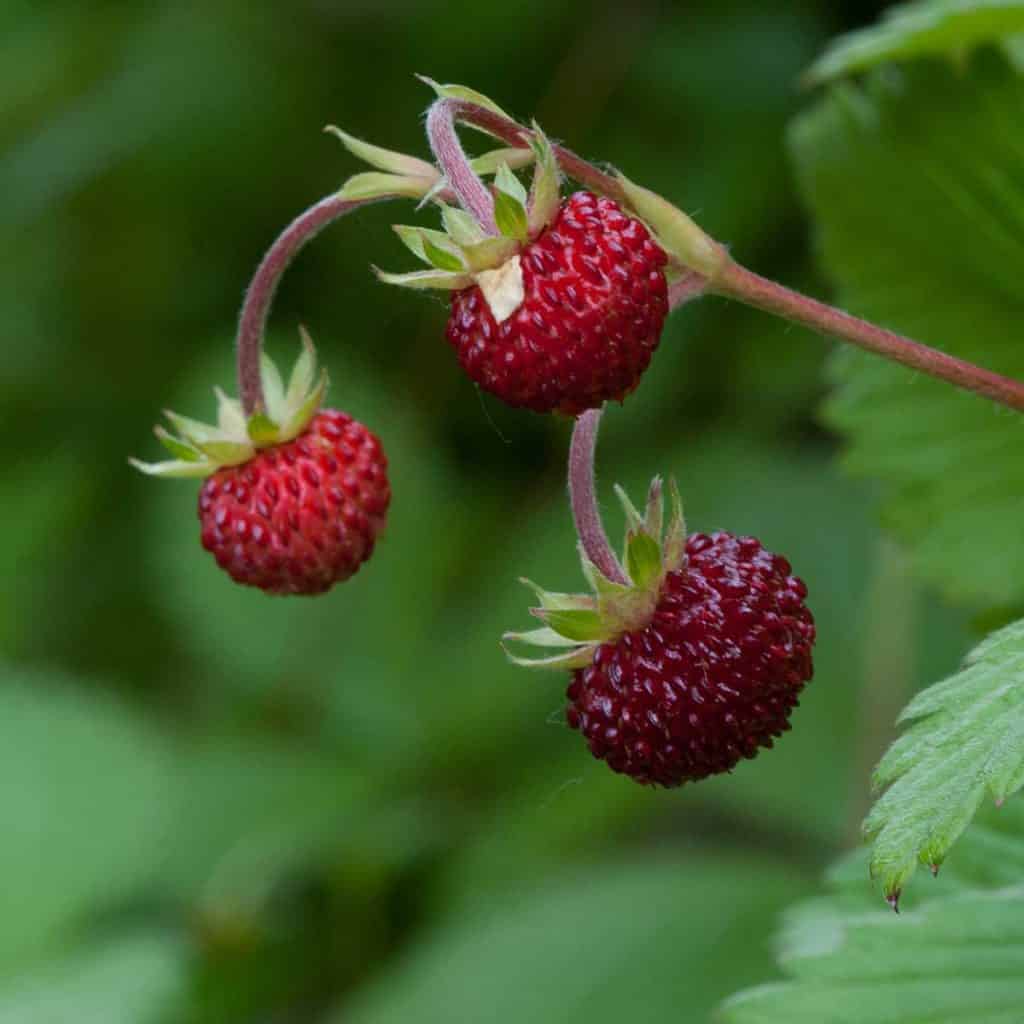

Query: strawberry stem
left=569, top=408, right=629, bottom=586
left=426, top=100, right=499, bottom=236
left=236, top=194, right=395, bottom=416
left=447, top=100, right=1024, bottom=416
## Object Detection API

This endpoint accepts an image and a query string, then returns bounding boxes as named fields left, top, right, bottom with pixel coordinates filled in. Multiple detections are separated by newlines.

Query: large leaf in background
left=0, top=669, right=173, bottom=971
left=791, top=51, right=1024, bottom=609
left=720, top=800, right=1024, bottom=1023
left=0, top=933, right=186, bottom=1024
left=338, top=856, right=805, bottom=1024
left=806, top=0, right=1024, bottom=84
left=863, top=618, right=1024, bottom=903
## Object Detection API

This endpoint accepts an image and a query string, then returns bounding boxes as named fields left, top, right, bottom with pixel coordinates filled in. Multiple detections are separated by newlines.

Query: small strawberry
left=131, top=333, right=389, bottom=596
left=369, top=127, right=669, bottom=414
left=505, top=480, right=815, bottom=786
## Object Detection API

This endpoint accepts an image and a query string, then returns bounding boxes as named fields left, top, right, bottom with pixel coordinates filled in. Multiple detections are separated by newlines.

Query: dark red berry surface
left=446, top=191, right=669, bottom=415
left=198, top=410, right=389, bottom=595
left=566, top=532, right=815, bottom=787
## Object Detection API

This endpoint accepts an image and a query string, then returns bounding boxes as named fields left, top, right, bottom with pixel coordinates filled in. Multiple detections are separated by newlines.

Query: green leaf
left=806, top=0, right=1024, bottom=85
left=863, top=618, right=1024, bottom=902
left=791, top=52, right=1024, bottom=608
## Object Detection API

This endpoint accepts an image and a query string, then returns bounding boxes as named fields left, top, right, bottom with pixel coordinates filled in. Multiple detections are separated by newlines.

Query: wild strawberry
left=505, top=480, right=815, bottom=786
left=370, top=127, right=669, bottom=414
left=132, top=333, right=389, bottom=596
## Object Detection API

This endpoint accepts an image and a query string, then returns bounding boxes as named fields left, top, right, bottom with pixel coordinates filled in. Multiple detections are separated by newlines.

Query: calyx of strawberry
left=130, top=330, right=327, bottom=479
left=504, top=478, right=687, bottom=670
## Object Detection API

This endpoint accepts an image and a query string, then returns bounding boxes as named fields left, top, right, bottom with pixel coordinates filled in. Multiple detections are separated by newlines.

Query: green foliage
left=720, top=802, right=1024, bottom=1023
left=791, top=49, right=1024, bottom=609
left=863, top=618, right=1024, bottom=901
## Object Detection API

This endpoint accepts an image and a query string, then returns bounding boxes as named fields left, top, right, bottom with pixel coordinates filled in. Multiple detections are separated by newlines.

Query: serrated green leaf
left=863, top=618, right=1024, bottom=901
left=792, top=52, right=1024, bottom=609
left=806, top=0, right=1024, bottom=85
left=625, top=531, right=662, bottom=589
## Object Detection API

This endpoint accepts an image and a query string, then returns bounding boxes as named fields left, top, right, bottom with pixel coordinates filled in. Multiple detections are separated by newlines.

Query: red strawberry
left=132, top=334, right=389, bottom=596
left=567, top=532, right=814, bottom=787
left=198, top=410, right=388, bottom=595
left=505, top=481, right=815, bottom=787
left=445, top=193, right=668, bottom=414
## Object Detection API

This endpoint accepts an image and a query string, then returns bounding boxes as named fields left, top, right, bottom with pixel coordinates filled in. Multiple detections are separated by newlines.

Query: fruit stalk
left=446, top=99, right=1024, bottom=415
left=568, top=408, right=629, bottom=585
left=425, top=100, right=498, bottom=234
left=237, top=194, right=369, bottom=415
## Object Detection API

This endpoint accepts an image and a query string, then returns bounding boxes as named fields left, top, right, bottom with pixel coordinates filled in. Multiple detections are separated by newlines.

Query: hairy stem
left=448, top=100, right=1024, bottom=414
left=236, top=194, right=383, bottom=415
left=426, top=100, right=498, bottom=234
left=569, top=409, right=629, bottom=585
left=713, top=262, right=1024, bottom=413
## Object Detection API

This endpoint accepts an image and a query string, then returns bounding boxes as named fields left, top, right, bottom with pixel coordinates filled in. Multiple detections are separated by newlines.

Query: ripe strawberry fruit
left=445, top=193, right=668, bottom=415
left=132, top=334, right=390, bottom=596
left=371, top=126, right=669, bottom=414
left=506, top=481, right=815, bottom=787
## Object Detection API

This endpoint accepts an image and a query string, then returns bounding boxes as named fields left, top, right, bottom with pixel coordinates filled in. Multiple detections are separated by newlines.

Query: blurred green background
left=0, top=1, right=979, bottom=1021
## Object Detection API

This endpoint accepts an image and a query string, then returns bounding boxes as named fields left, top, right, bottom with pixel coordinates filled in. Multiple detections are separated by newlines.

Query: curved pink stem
left=569, top=408, right=629, bottom=585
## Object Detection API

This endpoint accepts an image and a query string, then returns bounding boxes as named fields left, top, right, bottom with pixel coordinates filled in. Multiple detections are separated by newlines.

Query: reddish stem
left=426, top=100, right=498, bottom=235
left=713, top=262, right=1024, bottom=413
left=569, top=408, right=629, bottom=585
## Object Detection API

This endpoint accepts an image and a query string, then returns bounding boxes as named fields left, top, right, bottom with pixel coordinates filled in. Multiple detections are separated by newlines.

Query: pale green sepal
left=214, top=387, right=246, bottom=436
left=616, top=172, right=727, bottom=280
left=643, top=477, right=664, bottom=543
left=526, top=122, right=562, bottom=236
left=339, top=171, right=436, bottom=202
left=502, top=627, right=583, bottom=649
left=373, top=266, right=473, bottom=290
left=494, top=162, right=527, bottom=205
left=440, top=205, right=485, bottom=246
left=259, top=355, right=286, bottom=417
left=393, top=225, right=467, bottom=271
left=461, top=236, right=519, bottom=273
left=162, top=410, right=230, bottom=448
left=502, top=643, right=598, bottom=671
left=324, top=125, right=437, bottom=178
left=282, top=371, right=327, bottom=440
left=416, top=77, right=513, bottom=126
left=154, top=427, right=202, bottom=462
left=246, top=413, right=280, bottom=444
left=128, top=457, right=216, bottom=479
left=614, top=483, right=644, bottom=535
left=472, top=147, right=534, bottom=176
left=625, top=531, right=662, bottom=590
left=519, top=578, right=596, bottom=612
left=662, top=477, right=688, bottom=572
left=196, top=440, right=254, bottom=465
left=493, top=183, right=529, bottom=241
left=530, top=607, right=613, bottom=643
left=286, top=328, right=316, bottom=406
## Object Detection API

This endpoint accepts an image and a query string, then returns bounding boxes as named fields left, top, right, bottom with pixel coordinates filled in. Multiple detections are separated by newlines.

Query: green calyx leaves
left=130, top=330, right=328, bottom=480
left=503, top=477, right=687, bottom=671
left=616, top=172, right=728, bottom=281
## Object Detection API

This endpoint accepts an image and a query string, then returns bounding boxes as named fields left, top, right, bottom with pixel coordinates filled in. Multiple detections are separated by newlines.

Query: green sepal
left=526, top=121, right=562, bottom=236
left=416, top=76, right=513, bottom=128
left=461, top=236, right=519, bottom=273
left=626, top=531, right=662, bottom=590
left=502, top=642, right=599, bottom=671
left=502, top=627, right=582, bottom=649
left=154, top=427, right=201, bottom=462
left=325, top=124, right=438, bottom=178
left=440, top=205, right=485, bottom=247
left=530, top=607, right=613, bottom=643
left=520, top=578, right=596, bottom=613
left=393, top=225, right=468, bottom=271
left=493, top=163, right=529, bottom=241
left=246, top=412, right=279, bottom=445
left=471, top=147, right=534, bottom=176
left=214, top=387, right=246, bottom=436
left=128, top=457, right=215, bottom=479
left=616, top=172, right=727, bottom=281
left=614, top=483, right=644, bottom=535
left=662, top=478, right=687, bottom=573
left=195, top=439, right=254, bottom=465
left=286, top=328, right=316, bottom=406
left=373, top=266, right=473, bottom=290
left=339, top=171, right=437, bottom=202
